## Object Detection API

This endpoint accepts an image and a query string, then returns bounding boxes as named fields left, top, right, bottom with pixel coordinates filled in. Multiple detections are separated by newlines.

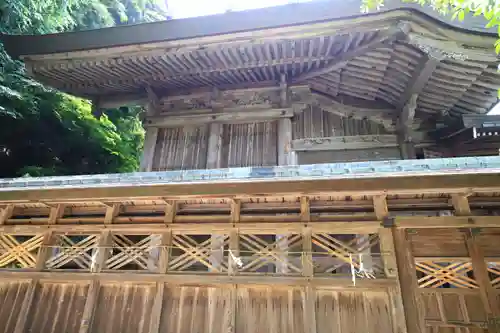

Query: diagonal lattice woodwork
left=169, top=234, right=229, bottom=272
left=311, top=233, right=382, bottom=277
left=0, top=234, right=43, bottom=268
left=239, top=233, right=303, bottom=274
left=46, top=234, right=99, bottom=270
left=415, top=260, right=478, bottom=289
left=106, top=234, right=161, bottom=271
left=487, top=261, right=500, bottom=289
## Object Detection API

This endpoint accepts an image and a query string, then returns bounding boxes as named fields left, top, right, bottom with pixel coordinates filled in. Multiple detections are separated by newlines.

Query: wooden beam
left=0, top=221, right=384, bottom=234
left=2, top=173, right=500, bottom=202
left=139, top=127, right=158, bottom=172
left=294, top=24, right=409, bottom=82
left=144, top=107, right=293, bottom=128
left=395, top=216, right=500, bottom=229
left=407, top=33, right=498, bottom=62
left=0, top=270, right=397, bottom=288
left=292, top=135, right=399, bottom=151
left=397, top=52, right=443, bottom=108
left=393, top=229, right=426, bottom=333
left=13, top=279, right=38, bottom=333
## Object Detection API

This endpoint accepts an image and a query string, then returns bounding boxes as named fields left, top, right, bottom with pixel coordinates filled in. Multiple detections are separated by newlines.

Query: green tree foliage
left=361, top=0, right=500, bottom=52
left=0, top=0, right=168, bottom=177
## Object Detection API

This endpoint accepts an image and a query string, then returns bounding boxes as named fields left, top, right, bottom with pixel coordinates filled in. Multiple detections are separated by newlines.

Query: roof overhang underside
left=1, top=0, right=499, bottom=118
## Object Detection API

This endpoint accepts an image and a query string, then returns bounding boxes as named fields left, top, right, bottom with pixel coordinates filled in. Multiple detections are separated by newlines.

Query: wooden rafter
left=293, top=24, right=409, bottom=82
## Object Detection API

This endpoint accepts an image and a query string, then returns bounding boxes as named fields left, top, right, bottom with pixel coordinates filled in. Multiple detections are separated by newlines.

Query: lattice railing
left=416, top=260, right=478, bottom=289
left=0, top=234, right=43, bottom=269
left=106, top=234, right=162, bottom=271
left=487, top=261, right=500, bottom=289
left=238, top=233, right=303, bottom=274
left=311, top=233, right=382, bottom=277
left=169, top=234, right=229, bottom=273
left=46, top=234, right=99, bottom=270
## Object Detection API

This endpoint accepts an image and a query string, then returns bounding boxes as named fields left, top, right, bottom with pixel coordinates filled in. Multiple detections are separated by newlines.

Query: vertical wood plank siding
left=152, top=126, right=209, bottom=171
left=292, top=105, right=387, bottom=139
left=222, top=121, right=278, bottom=168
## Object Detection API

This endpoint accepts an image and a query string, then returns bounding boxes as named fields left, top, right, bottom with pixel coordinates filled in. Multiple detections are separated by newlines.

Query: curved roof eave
left=0, top=0, right=496, bottom=59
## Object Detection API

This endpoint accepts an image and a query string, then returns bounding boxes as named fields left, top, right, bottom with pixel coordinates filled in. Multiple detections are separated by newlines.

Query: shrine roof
left=0, top=0, right=498, bottom=119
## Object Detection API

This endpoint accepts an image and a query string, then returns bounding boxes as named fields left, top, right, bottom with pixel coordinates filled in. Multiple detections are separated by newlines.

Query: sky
left=167, top=0, right=310, bottom=18
left=166, top=0, right=499, bottom=114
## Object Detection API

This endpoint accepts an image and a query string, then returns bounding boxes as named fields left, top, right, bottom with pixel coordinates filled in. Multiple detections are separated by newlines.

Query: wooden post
left=140, top=88, right=160, bottom=172
left=157, top=231, right=172, bottom=274
left=302, top=226, right=317, bottom=333
left=35, top=231, right=53, bottom=271
left=278, top=118, right=296, bottom=166
left=393, top=229, right=426, bottom=333
left=207, top=122, right=223, bottom=169
left=0, top=204, right=14, bottom=225
left=465, top=230, right=500, bottom=326
left=80, top=230, right=111, bottom=333
left=140, top=127, right=159, bottom=172
left=374, top=195, right=408, bottom=333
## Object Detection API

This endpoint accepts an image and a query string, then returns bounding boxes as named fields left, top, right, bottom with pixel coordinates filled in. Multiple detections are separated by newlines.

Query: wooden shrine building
left=1, top=1, right=500, bottom=333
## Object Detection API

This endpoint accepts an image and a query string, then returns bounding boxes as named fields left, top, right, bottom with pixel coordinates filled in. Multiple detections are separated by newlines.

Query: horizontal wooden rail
left=0, top=270, right=397, bottom=288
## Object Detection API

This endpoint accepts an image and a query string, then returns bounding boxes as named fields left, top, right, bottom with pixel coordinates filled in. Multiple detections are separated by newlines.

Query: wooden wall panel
left=0, top=281, right=29, bottom=333
left=237, top=288, right=304, bottom=333
left=222, top=121, right=278, bottom=167
left=292, top=105, right=388, bottom=139
left=160, top=286, right=232, bottom=333
left=26, top=282, right=88, bottom=333
left=316, top=290, right=394, bottom=333
left=421, top=291, right=487, bottom=332
left=92, top=283, right=155, bottom=333
left=152, top=126, right=209, bottom=171
left=409, top=229, right=469, bottom=257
